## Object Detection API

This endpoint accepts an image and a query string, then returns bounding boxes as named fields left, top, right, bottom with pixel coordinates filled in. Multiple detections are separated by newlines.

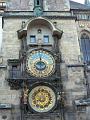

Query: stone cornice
left=0, top=11, right=76, bottom=20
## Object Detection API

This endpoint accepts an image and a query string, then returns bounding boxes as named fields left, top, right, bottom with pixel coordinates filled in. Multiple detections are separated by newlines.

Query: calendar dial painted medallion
left=28, top=83, right=56, bottom=113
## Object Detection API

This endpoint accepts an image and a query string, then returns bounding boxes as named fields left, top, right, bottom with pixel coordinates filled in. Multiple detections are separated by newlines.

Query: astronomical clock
left=6, top=0, right=63, bottom=119
left=15, top=9, right=63, bottom=118
left=25, top=49, right=57, bottom=113
left=21, top=34, right=62, bottom=115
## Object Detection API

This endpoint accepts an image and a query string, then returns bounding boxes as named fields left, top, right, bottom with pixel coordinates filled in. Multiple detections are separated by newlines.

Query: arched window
left=81, top=33, right=90, bottom=63
left=34, top=0, right=43, bottom=7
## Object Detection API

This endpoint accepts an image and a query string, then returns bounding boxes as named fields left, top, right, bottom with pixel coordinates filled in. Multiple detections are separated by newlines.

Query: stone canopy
left=17, top=17, right=63, bottom=39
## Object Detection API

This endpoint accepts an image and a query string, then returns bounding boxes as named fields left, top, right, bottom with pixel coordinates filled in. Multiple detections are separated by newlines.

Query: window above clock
left=30, top=35, right=36, bottom=43
left=43, top=35, right=49, bottom=44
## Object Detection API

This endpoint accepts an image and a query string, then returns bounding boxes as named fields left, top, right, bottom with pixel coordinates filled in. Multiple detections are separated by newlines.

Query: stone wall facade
left=0, top=16, right=87, bottom=120
left=5, top=0, right=70, bottom=11
left=0, top=0, right=90, bottom=120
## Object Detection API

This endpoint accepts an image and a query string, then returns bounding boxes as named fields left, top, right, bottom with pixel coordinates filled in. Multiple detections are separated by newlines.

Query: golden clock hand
left=40, top=57, right=41, bottom=61
left=38, top=51, right=41, bottom=60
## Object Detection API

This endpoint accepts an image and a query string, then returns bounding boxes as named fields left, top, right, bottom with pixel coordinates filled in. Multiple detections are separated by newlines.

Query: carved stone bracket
left=7, top=79, right=23, bottom=90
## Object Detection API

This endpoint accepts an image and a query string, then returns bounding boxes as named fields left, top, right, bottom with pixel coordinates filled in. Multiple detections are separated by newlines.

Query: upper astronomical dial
left=26, top=50, right=55, bottom=78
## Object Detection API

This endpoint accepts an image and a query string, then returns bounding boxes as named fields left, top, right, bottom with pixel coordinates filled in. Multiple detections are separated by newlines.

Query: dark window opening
left=81, top=33, right=89, bottom=39
left=8, top=59, right=21, bottom=79
left=12, top=65, right=17, bottom=70
left=88, top=16, right=90, bottom=19
left=34, top=0, right=43, bottom=8
left=43, top=35, right=49, bottom=44
left=11, top=65, right=18, bottom=78
left=81, top=33, right=90, bottom=63
left=37, top=0, right=40, bottom=5
left=30, top=35, right=36, bottom=43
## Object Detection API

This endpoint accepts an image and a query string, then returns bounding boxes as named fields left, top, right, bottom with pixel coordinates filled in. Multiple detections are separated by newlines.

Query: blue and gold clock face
left=26, top=50, right=55, bottom=78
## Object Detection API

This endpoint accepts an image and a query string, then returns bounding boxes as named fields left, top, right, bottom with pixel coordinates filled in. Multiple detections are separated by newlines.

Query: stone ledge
left=67, top=64, right=84, bottom=67
left=75, top=98, right=90, bottom=106
left=0, top=103, right=12, bottom=109
left=0, top=65, right=7, bottom=68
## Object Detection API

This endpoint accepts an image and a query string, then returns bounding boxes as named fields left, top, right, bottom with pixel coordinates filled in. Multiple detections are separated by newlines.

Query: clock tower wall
left=0, top=16, right=87, bottom=119
left=5, top=0, right=70, bottom=11
left=55, top=19, right=87, bottom=106
left=1, top=17, right=86, bottom=101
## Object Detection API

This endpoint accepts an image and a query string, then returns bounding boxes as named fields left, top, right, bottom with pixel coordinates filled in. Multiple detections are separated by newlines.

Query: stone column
left=86, top=106, right=90, bottom=120
left=53, top=35, right=59, bottom=54
left=0, top=15, right=2, bottom=53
